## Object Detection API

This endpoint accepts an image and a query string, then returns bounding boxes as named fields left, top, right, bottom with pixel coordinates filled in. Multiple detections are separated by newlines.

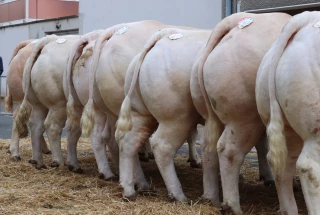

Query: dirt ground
left=0, top=138, right=307, bottom=215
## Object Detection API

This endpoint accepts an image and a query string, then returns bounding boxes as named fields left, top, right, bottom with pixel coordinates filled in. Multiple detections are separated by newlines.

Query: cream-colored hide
left=6, top=39, right=51, bottom=160
left=256, top=11, right=320, bottom=215
left=116, top=29, right=211, bottom=202
left=192, top=12, right=291, bottom=214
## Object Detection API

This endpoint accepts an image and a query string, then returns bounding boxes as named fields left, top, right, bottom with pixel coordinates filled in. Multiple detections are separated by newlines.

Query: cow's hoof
left=50, top=161, right=60, bottom=168
left=293, top=180, right=301, bottom=192
left=12, top=156, right=21, bottom=161
left=122, top=194, right=137, bottom=202
left=167, top=193, right=190, bottom=204
left=220, top=202, right=243, bottom=215
left=68, top=165, right=83, bottom=174
left=197, top=196, right=220, bottom=207
left=43, top=150, right=51, bottom=155
left=29, top=159, right=37, bottom=165
left=98, top=173, right=118, bottom=181
left=264, top=180, right=275, bottom=187
left=138, top=152, right=149, bottom=162
left=148, top=152, right=154, bottom=160
left=220, top=202, right=233, bottom=214
left=137, top=187, right=157, bottom=196
left=36, top=164, right=47, bottom=170
left=189, top=159, right=202, bottom=169
left=197, top=196, right=212, bottom=204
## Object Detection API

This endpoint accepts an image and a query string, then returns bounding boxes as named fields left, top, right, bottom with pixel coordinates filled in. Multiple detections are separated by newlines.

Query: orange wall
left=29, top=0, right=79, bottom=19
left=0, top=0, right=26, bottom=23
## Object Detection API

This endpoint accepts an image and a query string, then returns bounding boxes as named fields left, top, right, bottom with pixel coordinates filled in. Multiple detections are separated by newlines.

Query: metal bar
left=245, top=2, right=320, bottom=13
left=237, top=0, right=241, bottom=13
left=226, top=0, right=232, bottom=16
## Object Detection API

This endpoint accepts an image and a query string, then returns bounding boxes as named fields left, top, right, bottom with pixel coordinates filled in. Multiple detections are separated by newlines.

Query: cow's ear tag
left=56, top=38, right=67, bottom=44
left=313, top=20, right=320, bottom=28
left=116, top=26, right=129, bottom=35
left=168, top=33, right=184, bottom=40
left=238, top=17, right=253, bottom=29
left=31, top=39, right=39, bottom=44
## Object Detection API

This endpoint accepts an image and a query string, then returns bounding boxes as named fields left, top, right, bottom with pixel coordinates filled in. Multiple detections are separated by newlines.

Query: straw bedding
left=0, top=138, right=307, bottom=215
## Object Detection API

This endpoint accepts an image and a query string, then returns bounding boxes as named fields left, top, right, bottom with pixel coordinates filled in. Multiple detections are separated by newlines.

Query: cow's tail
left=198, top=13, right=251, bottom=152
left=66, top=37, right=89, bottom=128
left=115, top=29, right=173, bottom=140
left=14, top=35, right=58, bottom=138
left=267, top=16, right=305, bottom=175
left=80, top=25, right=121, bottom=137
left=5, top=93, right=13, bottom=113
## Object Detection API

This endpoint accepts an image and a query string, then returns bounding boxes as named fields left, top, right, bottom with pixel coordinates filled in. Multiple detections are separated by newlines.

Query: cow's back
left=31, top=35, right=81, bottom=107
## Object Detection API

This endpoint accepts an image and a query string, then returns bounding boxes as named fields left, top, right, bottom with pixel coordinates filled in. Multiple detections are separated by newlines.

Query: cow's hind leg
left=296, top=139, right=320, bottom=214
left=255, top=132, right=274, bottom=186
left=186, top=128, right=202, bottom=168
left=104, top=114, right=119, bottom=175
left=218, top=123, right=264, bottom=214
left=119, top=115, right=157, bottom=199
left=272, top=131, right=302, bottom=215
left=90, top=110, right=115, bottom=180
left=29, top=104, right=48, bottom=169
left=44, top=108, right=66, bottom=167
left=150, top=121, right=194, bottom=203
left=9, top=105, right=24, bottom=160
left=66, top=106, right=82, bottom=173
left=201, top=122, right=222, bottom=207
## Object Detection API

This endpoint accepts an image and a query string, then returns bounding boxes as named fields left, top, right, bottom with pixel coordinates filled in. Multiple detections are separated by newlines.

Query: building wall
left=29, top=0, right=79, bottom=19
left=0, top=24, right=29, bottom=96
left=28, top=16, right=79, bottom=38
left=79, top=0, right=222, bottom=34
left=0, top=0, right=26, bottom=23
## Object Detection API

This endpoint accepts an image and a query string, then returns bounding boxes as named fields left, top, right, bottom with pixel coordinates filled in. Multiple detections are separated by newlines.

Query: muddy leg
left=201, top=123, right=221, bottom=207
left=151, top=122, right=194, bottom=203
left=66, top=116, right=82, bottom=173
left=90, top=109, right=115, bottom=180
left=44, top=108, right=66, bottom=167
left=273, top=133, right=302, bottom=215
left=218, top=123, right=263, bottom=215
left=187, top=128, right=202, bottom=168
left=104, top=114, right=119, bottom=174
left=118, top=115, right=156, bottom=199
left=296, top=139, right=320, bottom=214
left=29, top=104, right=48, bottom=169
left=255, top=132, right=275, bottom=186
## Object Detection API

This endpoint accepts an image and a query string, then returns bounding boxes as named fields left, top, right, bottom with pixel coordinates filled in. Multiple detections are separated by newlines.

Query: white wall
left=79, top=0, right=222, bottom=34
left=28, top=16, right=79, bottom=38
left=0, top=25, right=29, bottom=97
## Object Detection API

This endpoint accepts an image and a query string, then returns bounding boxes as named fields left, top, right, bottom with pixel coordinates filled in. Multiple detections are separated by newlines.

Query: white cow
left=116, top=28, right=213, bottom=202
left=256, top=11, right=320, bottom=215
left=192, top=12, right=291, bottom=214
left=6, top=39, right=51, bottom=160
left=14, top=34, right=85, bottom=169
left=65, top=31, right=120, bottom=179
